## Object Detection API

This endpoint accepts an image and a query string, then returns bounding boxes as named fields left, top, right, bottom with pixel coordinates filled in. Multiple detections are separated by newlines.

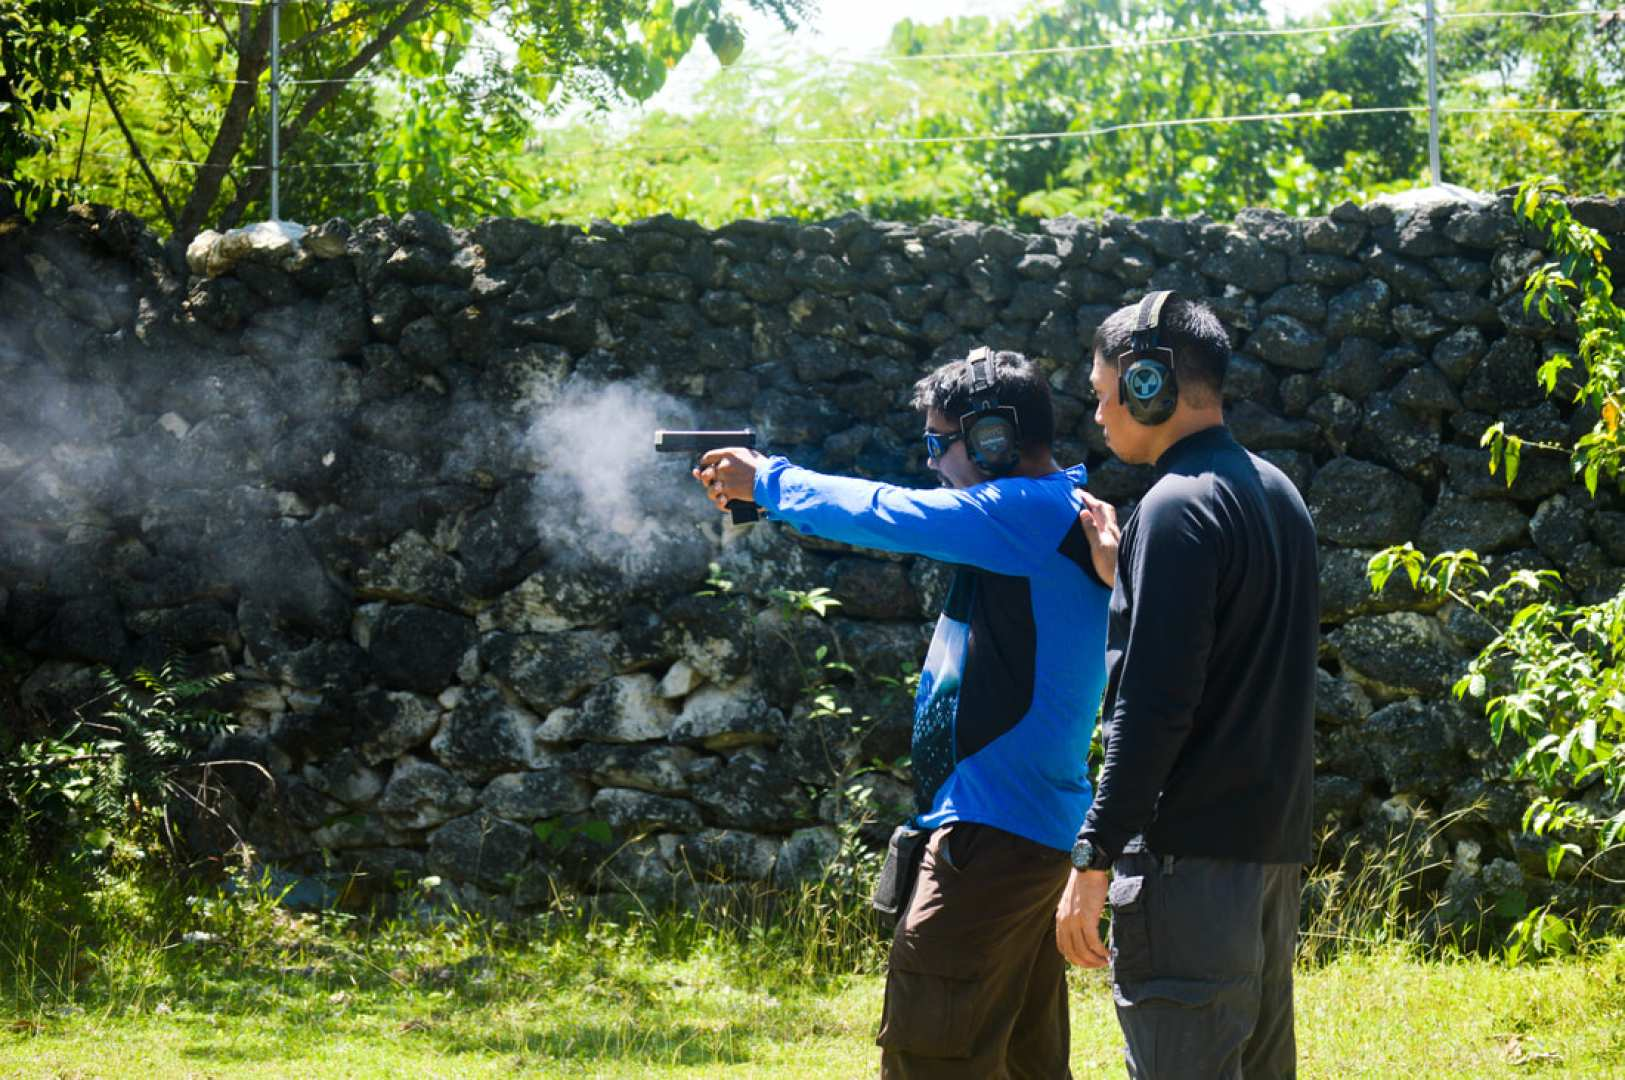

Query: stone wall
left=2, top=191, right=1623, bottom=919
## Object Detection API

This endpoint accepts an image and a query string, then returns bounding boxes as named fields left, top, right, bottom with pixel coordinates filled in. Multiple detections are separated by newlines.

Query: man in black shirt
left=1055, top=293, right=1319, bottom=1079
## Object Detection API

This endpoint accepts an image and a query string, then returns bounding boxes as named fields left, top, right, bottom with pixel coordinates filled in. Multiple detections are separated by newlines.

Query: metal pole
left=270, top=0, right=281, bottom=220
left=1424, top=0, right=1441, bottom=186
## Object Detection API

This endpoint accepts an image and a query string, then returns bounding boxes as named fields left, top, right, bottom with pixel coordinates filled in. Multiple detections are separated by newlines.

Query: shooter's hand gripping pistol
left=654, top=429, right=761, bottom=525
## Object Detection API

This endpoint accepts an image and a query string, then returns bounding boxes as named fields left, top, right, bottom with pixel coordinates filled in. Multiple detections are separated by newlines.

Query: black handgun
left=654, top=429, right=761, bottom=525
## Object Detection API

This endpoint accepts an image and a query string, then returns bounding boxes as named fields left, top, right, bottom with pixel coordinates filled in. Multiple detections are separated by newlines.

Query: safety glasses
left=922, top=428, right=965, bottom=461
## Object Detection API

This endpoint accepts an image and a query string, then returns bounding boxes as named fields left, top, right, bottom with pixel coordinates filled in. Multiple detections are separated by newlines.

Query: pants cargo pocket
left=1108, top=873, right=1154, bottom=984
left=876, top=932, right=985, bottom=1059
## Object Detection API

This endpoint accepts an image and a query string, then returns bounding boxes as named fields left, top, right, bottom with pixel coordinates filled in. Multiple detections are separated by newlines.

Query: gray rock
left=1319, top=545, right=1433, bottom=623
left=674, top=828, right=780, bottom=882
left=358, top=531, right=466, bottom=610
left=1224, top=354, right=1280, bottom=407
left=1201, top=232, right=1288, bottom=294
left=1528, top=496, right=1588, bottom=570
left=1246, top=314, right=1326, bottom=371
left=378, top=755, right=478, bottom=829
left=824, top=556, right=921, bottom=619
left=482, top=630, right=625, bottom=713
left=1439, top=442, right=1570, bottom=502
left=1591, top=510, right=1625, bottom=563
left=1308, top=457, right=1425, bottom=547
left=1393, top=304, right=1452, bottom=346
left=368, top=605, right=477, bottom=693
left=1362, top=699, right=1462, bottom=796
left=1261, top=284, right=1327, bottom=325
left=1418, top=495, right=1528, bottom=554
left=688, top=746, right=814, bottom=830
left=431, top=685, right=541, bottom=779
left=427, top=811, right=537, bottom=892
left=539, top=674, right=673, bottom=743
left=569, top=743, right=699, bottom=794
left=480, top=767, right=593, bottom=821
left=669, top=681, right=781, bottom=750
left=591, top=788, right=704, bottom=832
left=1391, top=365, right=1461, bottom=414
left=1425, top=291, right=1498, bottom=327
left=1319, top=338, right=1387, bottom=400
left=1226, top=401, right=1321, bottom=452
left=1444, top=207, right=1515, bottom=249
left=1353, top=394, right=1440, bottom=481
left=774, top=826, right=842, bottom=889
left=1461, top=336, right=1544, bottom=411
left=1303, top=217, right=1366, bottom=257
left=1329, top=612, right=1465, bottom=700
left=1291, top=253, right=1364, bottom=287
left=1315, top=668, right=1373, bottom=727
left=1326, top=279, right=1392, bottom=339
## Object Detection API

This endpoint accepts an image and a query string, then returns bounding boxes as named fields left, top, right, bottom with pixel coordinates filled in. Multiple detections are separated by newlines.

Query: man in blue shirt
left=694, top=349, right=1115, bottom=1078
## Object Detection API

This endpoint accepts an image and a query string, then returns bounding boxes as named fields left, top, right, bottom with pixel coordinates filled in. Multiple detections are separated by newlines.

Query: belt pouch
left=871, top=823, right=930, bottom=928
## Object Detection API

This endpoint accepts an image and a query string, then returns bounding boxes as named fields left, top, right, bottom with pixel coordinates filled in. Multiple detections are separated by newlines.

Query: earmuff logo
left=1118, top=290, right=1180, bottom=426
left=1125, top=365, right=1165, bottom=402
left=961, top=347, right=1022, bottom=475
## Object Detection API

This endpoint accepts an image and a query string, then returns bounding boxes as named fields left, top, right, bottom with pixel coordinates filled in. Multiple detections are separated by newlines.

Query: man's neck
left=1012, top=453, right=1063, bottom=480
left=1144, top=410, right=1225, bottom=464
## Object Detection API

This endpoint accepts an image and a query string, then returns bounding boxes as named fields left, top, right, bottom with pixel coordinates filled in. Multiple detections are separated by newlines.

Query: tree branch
left=93, top=64, right=178, bottom=229
left=218, top=0, right=440, bottom=229
left=197, top=0, right=235, bottom=52
left=285, top=4, right=384, bottom=58
left=172, top=6, right=274, bottom=243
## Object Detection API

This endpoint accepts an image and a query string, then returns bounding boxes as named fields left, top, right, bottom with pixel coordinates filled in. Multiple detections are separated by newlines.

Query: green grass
left=1, top=819, right=1621, bottom=1079
left=1, top=895, right=1622, bottom=1078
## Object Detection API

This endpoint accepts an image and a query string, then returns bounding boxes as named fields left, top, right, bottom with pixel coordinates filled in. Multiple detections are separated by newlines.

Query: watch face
left=1070, top=839, right=1094, bottom=871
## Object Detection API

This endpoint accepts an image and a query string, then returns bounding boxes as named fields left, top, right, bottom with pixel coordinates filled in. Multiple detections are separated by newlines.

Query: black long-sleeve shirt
left=1080, top=425, right=1319, bottom=864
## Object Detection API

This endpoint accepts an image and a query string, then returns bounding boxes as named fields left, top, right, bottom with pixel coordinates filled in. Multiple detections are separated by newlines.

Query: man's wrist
left=1069, top=835, right=1113, bottom=872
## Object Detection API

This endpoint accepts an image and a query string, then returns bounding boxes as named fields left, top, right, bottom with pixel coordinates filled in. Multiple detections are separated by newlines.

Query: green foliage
left=0, top=658, right=237, bottom=867
left=0, top=1, right=156, bottom=215
left=10, top=0, right=811, bottom=237
left=1439, top=0, right=1625, bottom=197
left=1368, top=179, right=1625, bottom=961
left=524, top=0, right=1430, bottom=225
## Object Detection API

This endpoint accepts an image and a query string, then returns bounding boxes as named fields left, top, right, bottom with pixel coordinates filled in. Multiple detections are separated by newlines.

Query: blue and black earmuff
left=960, top=347, right=1022, bottom=475
left=1119, top=290, right=1180, bottom=426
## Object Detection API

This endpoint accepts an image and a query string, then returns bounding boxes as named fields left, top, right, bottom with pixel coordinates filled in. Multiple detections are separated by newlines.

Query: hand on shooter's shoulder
left=1078, top=490, right=1121, bottom=587
left=693, top=447, right=768, bottom=514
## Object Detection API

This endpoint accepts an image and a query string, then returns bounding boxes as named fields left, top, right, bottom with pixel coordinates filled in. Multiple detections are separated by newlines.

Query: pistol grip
left=726, top=500, right=760, bottom=525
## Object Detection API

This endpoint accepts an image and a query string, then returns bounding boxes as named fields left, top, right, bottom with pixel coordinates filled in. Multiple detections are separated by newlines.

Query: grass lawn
left=2, top=923, right=1621, bottom=1078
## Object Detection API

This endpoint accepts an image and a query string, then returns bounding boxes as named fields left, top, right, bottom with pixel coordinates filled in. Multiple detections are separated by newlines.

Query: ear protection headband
left=1118, top=290, right=1180, bottom=426
left=960, top=347, right=1022, bottom=475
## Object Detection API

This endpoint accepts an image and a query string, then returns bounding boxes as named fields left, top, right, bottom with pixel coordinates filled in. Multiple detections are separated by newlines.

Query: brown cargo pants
left=877, top=821, right=1074, bottom=1079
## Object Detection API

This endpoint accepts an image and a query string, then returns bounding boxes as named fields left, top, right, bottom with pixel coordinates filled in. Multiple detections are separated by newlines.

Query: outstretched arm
left=695, top=450, right=1057, bottom=574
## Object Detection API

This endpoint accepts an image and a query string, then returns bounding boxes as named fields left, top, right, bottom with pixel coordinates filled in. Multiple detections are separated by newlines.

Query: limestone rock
left=479, top=767, right=593, bottom=821
left=430, top=685, right=541, bottom=779
left=538, top=673, right=673, bottom=743
left=1307, top=458, right=1426, bottom=547
left=377, top=755, right=477, bottom=829
left=1329, top=612, right=1465, bottom=701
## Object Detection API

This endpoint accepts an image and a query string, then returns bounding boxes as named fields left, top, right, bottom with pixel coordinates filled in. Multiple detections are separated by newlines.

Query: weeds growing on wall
left=1369, top=178, right=1625, bottom=962
left=0, top=658, right=241, bottom=869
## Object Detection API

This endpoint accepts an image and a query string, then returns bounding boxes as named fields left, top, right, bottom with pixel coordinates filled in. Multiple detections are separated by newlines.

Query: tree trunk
left=217, top=0, right=438, bottom=231
left=172, top=8, right=273, bottom=245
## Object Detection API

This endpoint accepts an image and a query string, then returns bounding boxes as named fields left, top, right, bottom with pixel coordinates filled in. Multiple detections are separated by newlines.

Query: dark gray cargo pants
left=1107, top=841, right=1302, bottom=1079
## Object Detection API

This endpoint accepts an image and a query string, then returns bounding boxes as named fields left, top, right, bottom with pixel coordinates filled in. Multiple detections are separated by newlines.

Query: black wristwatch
left=1070, top=836, right=1112, bottom=872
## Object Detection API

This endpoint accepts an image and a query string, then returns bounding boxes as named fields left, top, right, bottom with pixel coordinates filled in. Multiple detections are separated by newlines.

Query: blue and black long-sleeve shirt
left=753, top=458, right=1112, bottom=853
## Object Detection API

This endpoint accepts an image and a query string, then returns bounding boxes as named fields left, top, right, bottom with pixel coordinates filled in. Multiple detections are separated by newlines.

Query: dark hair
left=1092, top=295, right=1231, bottom=403
left=910, top=349, right=1055, bottom=451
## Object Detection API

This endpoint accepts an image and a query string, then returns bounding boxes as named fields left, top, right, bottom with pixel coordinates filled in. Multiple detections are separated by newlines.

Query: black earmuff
left=960, top=347, right=1022, bottom=476
left=1118, top=290, right=1179, bottom=426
